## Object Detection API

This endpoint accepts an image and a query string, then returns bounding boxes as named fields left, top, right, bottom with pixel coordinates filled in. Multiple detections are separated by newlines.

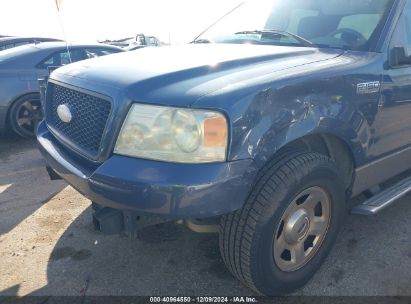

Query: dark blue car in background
left=38, top=0, right=411, bottom=295
left=0, top=36, right=61, bottom=51
left=0, top=42, right=124, bottom=137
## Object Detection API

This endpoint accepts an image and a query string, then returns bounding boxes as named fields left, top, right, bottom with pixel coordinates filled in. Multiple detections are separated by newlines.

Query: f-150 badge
left=357, top=81, right=381, bottom=95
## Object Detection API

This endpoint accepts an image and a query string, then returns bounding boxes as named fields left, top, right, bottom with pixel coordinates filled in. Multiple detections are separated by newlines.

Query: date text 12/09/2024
left=149, top=297, right=258, bottom=303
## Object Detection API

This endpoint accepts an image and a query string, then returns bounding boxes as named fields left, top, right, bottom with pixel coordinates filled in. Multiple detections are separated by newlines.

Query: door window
left=37, top=49, right=88, bottom=69
left=388, top=0, right=411, bottom=67
left=85, top=48, right=122, bottom=58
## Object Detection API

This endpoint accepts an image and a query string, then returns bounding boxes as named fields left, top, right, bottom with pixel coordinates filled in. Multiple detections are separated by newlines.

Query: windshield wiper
left=235, top=30, right=314, bottom=47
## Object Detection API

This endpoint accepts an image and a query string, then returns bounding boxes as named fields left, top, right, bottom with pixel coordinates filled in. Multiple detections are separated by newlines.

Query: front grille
left=45, top=83, right=112, bottom=159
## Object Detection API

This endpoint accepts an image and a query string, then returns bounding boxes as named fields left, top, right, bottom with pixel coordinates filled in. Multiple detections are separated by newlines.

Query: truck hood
left=53, top=44, right=344, bottom=107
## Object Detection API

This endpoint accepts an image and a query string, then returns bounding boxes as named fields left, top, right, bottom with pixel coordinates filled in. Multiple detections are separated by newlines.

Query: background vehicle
left=38, top=0, right=411, bottom=296
left=125, top=34, right=161, bottom=51
left=101, top=34, right=162, bottom=50
left=0, top=42, right=124, bottom=137
left=0, top=36, right=61, bottom=51
left=99, top=37, right=134, bottom=48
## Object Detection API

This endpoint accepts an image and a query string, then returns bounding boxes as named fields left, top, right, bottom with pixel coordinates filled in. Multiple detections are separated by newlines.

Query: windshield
left=194, top=0, right=394, bottom=51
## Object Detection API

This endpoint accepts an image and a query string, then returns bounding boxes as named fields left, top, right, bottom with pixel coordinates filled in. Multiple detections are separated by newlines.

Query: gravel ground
left=0, top=133, right=410, bottom=297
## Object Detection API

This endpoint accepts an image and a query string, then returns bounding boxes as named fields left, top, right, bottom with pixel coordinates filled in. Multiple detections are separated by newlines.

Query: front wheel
left=9, top=93, right=43, bottom=138
left=219, top=152, right=346, bottom=295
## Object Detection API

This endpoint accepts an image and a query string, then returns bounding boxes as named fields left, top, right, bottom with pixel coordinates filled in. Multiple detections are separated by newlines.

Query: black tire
left=8, top=93, right=42, bottom=138
left=219, top=152, right=347, bottom=295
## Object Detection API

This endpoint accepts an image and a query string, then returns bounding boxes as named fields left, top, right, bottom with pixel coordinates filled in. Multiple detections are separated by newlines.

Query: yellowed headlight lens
left=115, top=103, right=228, bottom=163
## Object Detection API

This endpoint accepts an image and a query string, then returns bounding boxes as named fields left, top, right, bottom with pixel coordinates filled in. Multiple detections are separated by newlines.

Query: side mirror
left=391, top=46, right=411, bottom=67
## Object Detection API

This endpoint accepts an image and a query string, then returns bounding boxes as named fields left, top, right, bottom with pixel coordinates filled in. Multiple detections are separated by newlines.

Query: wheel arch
left=272, top=133, right=356, bottom=193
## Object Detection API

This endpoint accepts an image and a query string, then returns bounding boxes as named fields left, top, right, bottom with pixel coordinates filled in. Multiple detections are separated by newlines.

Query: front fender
left=0, top=71, right=40, bottom=108
left=229, top=90, right=372, bottom=169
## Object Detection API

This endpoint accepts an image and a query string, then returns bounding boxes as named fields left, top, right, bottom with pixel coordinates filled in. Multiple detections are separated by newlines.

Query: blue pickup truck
left=38, top=0, right=410, bottom=296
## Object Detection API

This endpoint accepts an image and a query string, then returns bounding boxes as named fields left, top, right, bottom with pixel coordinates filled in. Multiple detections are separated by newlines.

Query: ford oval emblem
left=57, top=104, right=72, bottom=123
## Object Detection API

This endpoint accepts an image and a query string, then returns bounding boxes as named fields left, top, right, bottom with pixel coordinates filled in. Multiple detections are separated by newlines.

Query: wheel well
left=278, top=134, right=355, bottom=191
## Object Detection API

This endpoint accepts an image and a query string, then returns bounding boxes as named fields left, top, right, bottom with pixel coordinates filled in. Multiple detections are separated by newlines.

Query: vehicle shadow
left=0, top=191, right=410, bottom=298
left=0, top=132, right=36, bottom=158
left=0, top=132, right=67, bottom=235
left=18, top=193, right=411, bottom=296
left=17, top=206, right=252, bottom=297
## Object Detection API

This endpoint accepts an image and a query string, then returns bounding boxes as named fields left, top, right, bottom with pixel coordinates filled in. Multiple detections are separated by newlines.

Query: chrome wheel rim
left=273, top=186, right=331, bottom=272
left=15, top=99, right=42, bottom=136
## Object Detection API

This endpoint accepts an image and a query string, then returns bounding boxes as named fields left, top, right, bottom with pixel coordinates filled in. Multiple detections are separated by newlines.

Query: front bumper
left=37, top=121, right=254, bottom=219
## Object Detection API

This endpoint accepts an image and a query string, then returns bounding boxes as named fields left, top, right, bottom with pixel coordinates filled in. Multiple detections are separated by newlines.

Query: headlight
left=114, top=103, right=228, bottom=163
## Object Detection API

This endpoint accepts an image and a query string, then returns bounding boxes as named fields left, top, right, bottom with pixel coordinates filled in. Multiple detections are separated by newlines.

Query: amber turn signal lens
left=204, top=116, right=227, bottom=147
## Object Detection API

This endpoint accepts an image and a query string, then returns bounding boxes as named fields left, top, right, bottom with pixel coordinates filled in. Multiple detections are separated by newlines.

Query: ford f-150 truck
left=37, top=0, right=410, bottom=296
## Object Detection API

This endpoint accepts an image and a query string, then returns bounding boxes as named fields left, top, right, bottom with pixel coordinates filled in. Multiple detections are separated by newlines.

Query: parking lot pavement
left=0, top=133, right=410, bottom=297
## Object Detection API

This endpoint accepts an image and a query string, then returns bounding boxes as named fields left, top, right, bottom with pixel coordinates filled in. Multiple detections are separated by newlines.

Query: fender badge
left=357, top=81, right=381, bottom=95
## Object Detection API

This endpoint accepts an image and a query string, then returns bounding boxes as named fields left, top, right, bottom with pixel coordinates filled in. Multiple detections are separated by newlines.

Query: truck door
left=375, top=1, right=411, bottom=157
